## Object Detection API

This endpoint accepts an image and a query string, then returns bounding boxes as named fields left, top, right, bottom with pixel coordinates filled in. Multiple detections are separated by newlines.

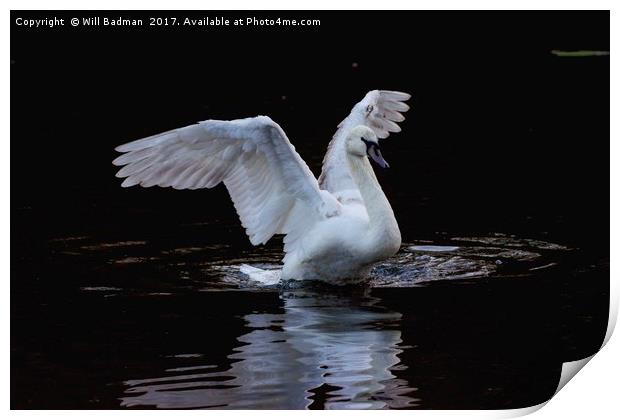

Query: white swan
left=113, top=90, right=411, bottom=284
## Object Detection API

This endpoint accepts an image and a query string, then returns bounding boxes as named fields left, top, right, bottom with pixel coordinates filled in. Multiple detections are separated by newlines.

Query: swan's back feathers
left=318, top=90, right=411, bottom=202
left=114, top=116, right=338, bottom=246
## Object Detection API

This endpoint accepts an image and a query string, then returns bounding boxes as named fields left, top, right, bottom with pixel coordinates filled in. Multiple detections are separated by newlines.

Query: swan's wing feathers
left=319, top=90, right=412, bottom=199
left=361, top=90, right=411, bottom=139
left=114, top=116, right=336, bottom=246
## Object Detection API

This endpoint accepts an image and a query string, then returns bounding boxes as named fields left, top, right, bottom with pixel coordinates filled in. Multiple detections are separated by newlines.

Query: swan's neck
left=347, top=154, right=401, bottom=251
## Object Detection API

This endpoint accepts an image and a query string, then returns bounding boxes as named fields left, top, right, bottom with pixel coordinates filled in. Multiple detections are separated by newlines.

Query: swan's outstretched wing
left=114, top=116, right=340, bottom=246
left=318, top=90, right=411, bottom=203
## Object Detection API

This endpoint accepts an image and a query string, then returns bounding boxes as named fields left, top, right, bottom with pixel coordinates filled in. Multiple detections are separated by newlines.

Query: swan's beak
left=368, top=146, right=390, bottom=169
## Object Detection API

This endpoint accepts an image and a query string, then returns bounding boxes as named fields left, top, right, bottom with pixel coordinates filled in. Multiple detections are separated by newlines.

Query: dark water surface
left=11, top=223, right=608, bottom=409
left=11, top=10, right=609, bottom=410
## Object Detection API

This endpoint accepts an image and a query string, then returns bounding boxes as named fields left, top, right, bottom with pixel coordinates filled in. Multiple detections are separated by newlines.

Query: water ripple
left=119, top=291, right=418, bottom=409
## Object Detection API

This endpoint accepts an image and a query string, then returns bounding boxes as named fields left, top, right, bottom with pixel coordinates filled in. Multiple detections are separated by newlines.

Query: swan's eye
left=361, top=137, right=379, bottom=152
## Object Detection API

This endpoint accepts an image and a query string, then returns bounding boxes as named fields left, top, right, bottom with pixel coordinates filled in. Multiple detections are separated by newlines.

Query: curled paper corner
left=491, top=357, right=596, bottom=419
left=495, top=313, right=616, bottom=418
left=495, top=401, right=548, bottom=418
left=555, top=355, right=595, bottom=396
left=551, top=297, right=617, bottom=399
left=602, top=287, right=618, bottom=348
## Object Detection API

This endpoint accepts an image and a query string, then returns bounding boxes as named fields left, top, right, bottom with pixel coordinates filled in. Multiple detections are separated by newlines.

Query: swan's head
left=346, top=125, right=390, bottom=168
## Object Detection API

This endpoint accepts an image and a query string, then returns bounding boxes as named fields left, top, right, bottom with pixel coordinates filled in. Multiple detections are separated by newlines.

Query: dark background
left=11, top=10, right=609, bottom=244
left=11, top=10, right=609, bottom=409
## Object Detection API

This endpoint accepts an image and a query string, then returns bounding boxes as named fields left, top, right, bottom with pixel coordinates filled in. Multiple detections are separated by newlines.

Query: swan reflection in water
left=120, top=289, right=419, bottom=409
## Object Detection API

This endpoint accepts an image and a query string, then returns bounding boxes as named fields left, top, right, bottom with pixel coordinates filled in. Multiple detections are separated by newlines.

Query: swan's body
left=113, top=90, right=411, bottom=284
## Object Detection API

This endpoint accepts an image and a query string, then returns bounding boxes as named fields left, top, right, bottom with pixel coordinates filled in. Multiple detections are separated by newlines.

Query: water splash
left=49, top=233, right=570, bottom=294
